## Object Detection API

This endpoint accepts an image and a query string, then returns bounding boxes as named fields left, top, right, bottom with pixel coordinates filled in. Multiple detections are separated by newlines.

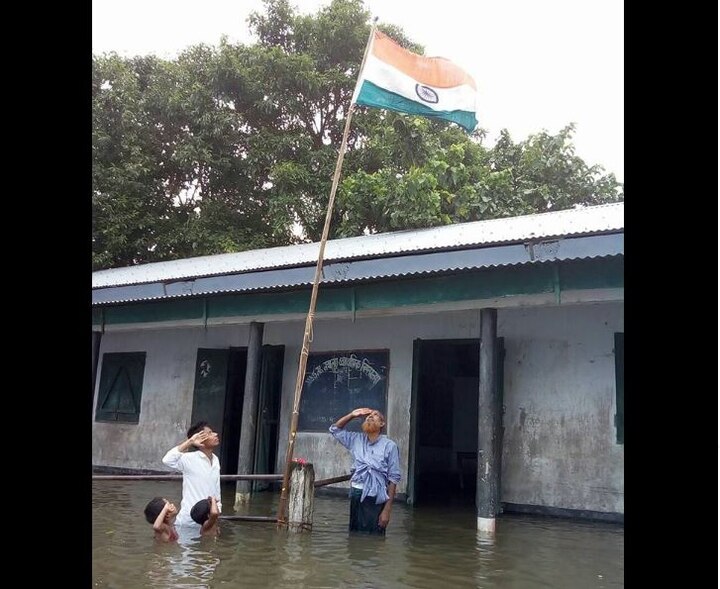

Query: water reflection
left=144, top=538, right=220, bottom=588
left=93, top=481, right=623, bottom=588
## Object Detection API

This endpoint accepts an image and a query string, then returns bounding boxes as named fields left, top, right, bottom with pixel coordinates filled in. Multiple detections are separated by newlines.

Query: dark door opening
left=410, top=337, right=506, bottom=507
left=412, top=339, right=479, bottom=506
left=190, top=348, right=247, bottom=476
left=253, top=345, right=285, bottom=491
left=221, top=348, right=247, bottom=476
left=190, top=345, right=285, bottom=486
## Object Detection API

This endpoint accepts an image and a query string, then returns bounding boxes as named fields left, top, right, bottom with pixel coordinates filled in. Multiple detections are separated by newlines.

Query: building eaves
left=93, top=232, right=623, bottom=306
left=92, top=202, right=624, bottom=290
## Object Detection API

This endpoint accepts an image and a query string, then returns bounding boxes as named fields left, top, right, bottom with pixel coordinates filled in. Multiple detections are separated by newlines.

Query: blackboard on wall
left=298, top=350, right=389, bottom=432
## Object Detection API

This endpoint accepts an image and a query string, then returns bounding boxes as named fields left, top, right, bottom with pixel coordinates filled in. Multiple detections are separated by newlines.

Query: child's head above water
left=144, top=497, right=175, bottom=524
left=190, top=498, right=212, bottom=525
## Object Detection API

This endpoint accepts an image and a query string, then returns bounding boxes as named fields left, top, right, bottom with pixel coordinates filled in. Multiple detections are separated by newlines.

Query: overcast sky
left=92, top=0, right=623, bottom=182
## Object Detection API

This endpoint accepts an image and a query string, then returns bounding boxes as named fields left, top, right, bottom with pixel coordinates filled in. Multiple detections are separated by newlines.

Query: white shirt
left=162, top=447, right=222, bottom=527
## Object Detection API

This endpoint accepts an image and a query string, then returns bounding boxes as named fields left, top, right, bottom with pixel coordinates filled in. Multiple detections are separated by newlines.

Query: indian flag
left=352, top=30, right=478, bottom=133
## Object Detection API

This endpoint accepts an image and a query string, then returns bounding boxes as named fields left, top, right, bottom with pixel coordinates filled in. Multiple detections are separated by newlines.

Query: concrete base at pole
left=234, top=492, right=252, bottom=509
left=477, top=516, right=496, bottom=534
left=288, top=463, right=315, bottom=533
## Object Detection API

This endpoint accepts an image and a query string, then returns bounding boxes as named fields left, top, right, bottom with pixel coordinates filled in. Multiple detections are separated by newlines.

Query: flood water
left=92, top=481, right=623, bottom=588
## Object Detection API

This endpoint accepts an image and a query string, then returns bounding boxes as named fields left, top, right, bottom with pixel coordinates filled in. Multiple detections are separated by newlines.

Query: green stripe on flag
left=355, top=81, right=477, bottom=133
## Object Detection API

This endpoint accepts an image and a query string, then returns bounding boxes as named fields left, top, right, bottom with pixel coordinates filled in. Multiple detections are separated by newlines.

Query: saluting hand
left=351, top=408, right=372, bottom=418
left=190, top=431, right=209, bottom=447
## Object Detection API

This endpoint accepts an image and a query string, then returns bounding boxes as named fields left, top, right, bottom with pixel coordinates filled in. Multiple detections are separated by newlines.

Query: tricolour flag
left=352, top=30, right=478, bottom=133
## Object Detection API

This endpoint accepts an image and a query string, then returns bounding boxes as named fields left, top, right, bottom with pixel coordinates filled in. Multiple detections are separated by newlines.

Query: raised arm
left=213, top=468, right=222, bottom=512
left=333, top=407, right=372, bottom=429
left=152, top=501, right=174, bottom=533
left=161, top=430, right=209, bottom=468
left=202, top=496, right=220, bottom=533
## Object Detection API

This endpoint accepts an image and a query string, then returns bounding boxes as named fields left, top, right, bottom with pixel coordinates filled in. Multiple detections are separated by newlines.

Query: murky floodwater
left=93, top=481, right=623, bottom=588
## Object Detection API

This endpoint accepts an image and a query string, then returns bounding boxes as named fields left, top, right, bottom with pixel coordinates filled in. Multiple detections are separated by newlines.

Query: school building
left=92, top=202, right=624, bottom=523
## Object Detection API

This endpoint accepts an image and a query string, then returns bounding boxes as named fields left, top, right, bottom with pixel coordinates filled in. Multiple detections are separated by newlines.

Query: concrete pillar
left=288, top=462, right=315, bottom=533
left=476, top=308, right=499, bottom=535
left=234, top=322, right=264, bottom=508
left=92, top=331, right=102, bottom=399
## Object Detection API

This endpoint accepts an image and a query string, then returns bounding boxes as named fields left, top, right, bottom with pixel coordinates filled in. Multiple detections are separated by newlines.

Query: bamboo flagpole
left=276, top=18, right=378, bottom=529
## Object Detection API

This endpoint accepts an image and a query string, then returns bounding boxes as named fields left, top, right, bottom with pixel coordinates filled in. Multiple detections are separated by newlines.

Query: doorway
left=253, top=345, right=284, bottom=490
left=409, top=338, right=504, bottom=506
left=190, top=348, right=247, bottom=475
left=221, top=348, right=247, bottom=475
left=190, top=345, right=284, bottom=482
left=410, top=339, right=479, bottom=506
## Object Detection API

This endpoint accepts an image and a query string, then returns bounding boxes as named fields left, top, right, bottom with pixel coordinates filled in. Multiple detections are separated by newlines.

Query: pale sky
left=92, top=0, right=624, bottom=182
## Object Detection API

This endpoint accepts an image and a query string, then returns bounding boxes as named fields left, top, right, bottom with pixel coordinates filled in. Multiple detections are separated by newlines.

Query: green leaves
left=93, top=0, right=623, bottom=271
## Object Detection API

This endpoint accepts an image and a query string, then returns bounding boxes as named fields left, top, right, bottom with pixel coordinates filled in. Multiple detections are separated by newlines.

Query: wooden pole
left=219, top=515, right=278, bottom=522
left=313, top=473, right=351, bottom=488
left=92, top=474, right=283, bottom=481
left=276, top=19, right=378, bottom=529
left=91, top=473, right=349, bottom=484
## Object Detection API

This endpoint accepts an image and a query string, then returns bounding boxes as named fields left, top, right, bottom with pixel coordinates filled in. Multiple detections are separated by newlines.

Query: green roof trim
left=96, top=258, right=622, bottom=326
left=103, top=298, right=205, bottom=325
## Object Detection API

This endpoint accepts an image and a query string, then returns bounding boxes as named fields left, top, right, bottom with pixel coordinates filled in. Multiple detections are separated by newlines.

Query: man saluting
left=329, top=407, right=401, bottom=535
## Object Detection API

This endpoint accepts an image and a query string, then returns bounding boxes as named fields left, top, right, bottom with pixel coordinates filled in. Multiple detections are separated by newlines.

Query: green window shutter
left=614, top=333, right=624, bottom=444
left=95, top=354, right=122, bottom=422
left=95, top=352, right=146, bottom=423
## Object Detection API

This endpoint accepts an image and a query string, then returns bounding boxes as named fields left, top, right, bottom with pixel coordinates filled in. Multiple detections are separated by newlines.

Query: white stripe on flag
left=356, top=53, right=477, bottom=114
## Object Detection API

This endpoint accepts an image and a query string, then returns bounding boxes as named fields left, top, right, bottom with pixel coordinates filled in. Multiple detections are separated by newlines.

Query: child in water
left=144, top=497, right=179, bottom=542
left=190, top=495, right=220, bottom=537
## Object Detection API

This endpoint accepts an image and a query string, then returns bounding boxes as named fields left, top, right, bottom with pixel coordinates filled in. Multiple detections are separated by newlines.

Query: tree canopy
left=92, top=0, right=623, bottom=270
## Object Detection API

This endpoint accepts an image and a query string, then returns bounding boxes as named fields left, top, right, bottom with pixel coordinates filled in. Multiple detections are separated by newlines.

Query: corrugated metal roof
left=92, top=233, right=623, bottom=305
left=93, top=202, right=623, bottom=289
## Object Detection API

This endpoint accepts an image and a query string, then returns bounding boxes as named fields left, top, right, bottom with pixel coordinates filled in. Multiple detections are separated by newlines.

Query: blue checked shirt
left=329, top=424, right=401, bottom=504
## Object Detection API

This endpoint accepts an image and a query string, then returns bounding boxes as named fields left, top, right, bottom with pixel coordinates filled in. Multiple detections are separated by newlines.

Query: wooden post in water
left=235, top=322, right=264, bottom=507
left=476, top=308, right=499, bottom=534
left=288, top=462, right=315, bottom=533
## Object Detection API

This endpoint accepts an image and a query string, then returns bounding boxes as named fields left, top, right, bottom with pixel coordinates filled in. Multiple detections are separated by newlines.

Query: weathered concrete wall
left=273, top=311, right=483, bottom=496
left=92, top=312, right=480, bottom=487
left=498, top=302, right=624, bottom=513
left=92, top=300, right=624, bottom=514
left=92, top=324, right=251, bottom=470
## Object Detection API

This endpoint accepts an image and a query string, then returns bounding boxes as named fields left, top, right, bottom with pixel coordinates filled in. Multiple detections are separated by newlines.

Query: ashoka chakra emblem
left=415, top=84, right=439, bottom=104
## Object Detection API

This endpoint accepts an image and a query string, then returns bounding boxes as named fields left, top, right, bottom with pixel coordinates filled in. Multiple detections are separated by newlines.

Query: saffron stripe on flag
left=371, top=31, right=477, bottom=90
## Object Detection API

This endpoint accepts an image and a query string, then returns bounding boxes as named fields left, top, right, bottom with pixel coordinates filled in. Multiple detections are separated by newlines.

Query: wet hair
left=190, top=498, right=211, bottom=525
left=144, top=496, right=167, bottom=524
left=187, top=421, right=210, bottom=439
